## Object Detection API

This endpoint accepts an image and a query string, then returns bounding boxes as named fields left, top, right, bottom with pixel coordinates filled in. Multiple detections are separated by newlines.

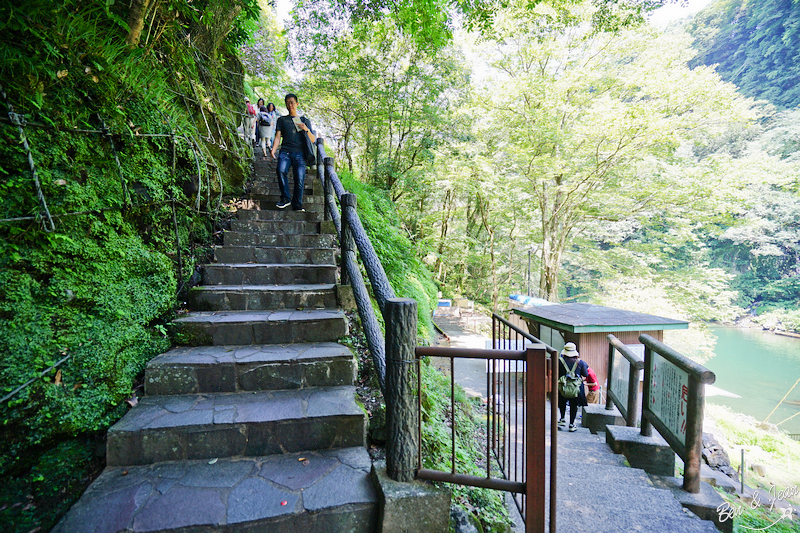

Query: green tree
left=296, top=17, right=470, bottom=195
left=478, top=6, right=755, bottom=301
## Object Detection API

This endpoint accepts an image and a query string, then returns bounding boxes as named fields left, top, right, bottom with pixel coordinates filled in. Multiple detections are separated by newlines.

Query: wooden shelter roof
left=512, top=302, right=688, bottom=333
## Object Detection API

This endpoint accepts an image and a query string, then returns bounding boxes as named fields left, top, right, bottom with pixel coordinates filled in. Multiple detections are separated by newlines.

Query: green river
left=706, top=326, right=800, bottom=435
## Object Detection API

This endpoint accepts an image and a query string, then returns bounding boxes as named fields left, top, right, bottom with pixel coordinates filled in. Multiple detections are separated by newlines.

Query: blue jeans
left=277, top=150, right=306, bottom=210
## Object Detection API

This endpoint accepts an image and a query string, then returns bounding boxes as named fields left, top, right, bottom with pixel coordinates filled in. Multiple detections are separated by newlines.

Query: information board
left=611, top=350, right=630, bottom=408
left=648, top=351, right=689, bottom=446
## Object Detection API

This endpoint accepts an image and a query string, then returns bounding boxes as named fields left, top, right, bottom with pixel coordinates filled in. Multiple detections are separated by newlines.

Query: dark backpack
left=558, top=356, right=582, bottom=399
left=300, top=116, right=316, bottom=167
left=258, top=112, right=270, bottom=127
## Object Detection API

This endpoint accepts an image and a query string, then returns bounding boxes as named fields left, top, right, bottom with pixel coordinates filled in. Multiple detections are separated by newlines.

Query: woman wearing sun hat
left=557, top=342, right=589, bottom=432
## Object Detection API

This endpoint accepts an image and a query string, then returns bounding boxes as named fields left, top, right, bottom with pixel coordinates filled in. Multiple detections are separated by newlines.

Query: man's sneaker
left=557, top=418, right=567, bottom=429
left=293, top=208, right=305, bottom=213
left=569, top=424, right=578, bottom=432
left=277, top=200, right=291, bottom=209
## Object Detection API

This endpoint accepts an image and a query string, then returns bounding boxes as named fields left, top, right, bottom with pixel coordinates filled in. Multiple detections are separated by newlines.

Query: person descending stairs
left=54, top=155, right=379, bottom=532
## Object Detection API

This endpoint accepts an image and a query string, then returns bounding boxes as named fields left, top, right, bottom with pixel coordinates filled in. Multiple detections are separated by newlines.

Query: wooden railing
left=639, top=334, right=716, bottom=493
left=314, top=140, right=555, bottom=530
left=605, top=334, right=644, bottom=426
left=316, top=138, right=394, bottom=394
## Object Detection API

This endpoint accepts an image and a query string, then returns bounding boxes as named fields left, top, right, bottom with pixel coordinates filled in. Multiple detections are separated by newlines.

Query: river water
left=705, top=326, right=800, bottom=435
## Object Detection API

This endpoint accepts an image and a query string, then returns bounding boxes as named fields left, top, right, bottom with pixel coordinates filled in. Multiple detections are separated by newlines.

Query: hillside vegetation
left=0, top=1, right=260, bottom=529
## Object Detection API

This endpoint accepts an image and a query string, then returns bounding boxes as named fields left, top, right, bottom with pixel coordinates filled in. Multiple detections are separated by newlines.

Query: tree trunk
left=434, top=189, right=453, bottom=282
left=125, top=0, right=152, bottom=47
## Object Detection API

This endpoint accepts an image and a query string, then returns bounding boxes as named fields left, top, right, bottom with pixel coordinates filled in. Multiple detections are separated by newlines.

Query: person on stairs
left=585, top=365, right=600, bottom=404
left=255, top=97, right=265, bottom=147
left=557, top=342, right=588, bottom=432
left=244, top=97, right=257, bottom=144
left=270, top=93, right=315, bottom=212
left=257, top=105, right=271, bottom=159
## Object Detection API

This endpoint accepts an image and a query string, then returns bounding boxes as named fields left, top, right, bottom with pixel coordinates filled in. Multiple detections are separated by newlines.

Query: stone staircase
left=546, top=421, right=721, bottom=533
left=54, top=158, right=379, bottom=532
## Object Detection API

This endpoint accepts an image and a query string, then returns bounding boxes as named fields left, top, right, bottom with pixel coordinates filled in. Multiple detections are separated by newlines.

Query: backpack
left=258, top=112, right=270, bottom=127
left=558, top=356, right=582, bottom=399
left=300, top=116, right=317, bottom=167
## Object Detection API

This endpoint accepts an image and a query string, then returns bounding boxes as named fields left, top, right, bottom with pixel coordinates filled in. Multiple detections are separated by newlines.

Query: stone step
left=237, top=208, right=324, bottom=223
left=555, top=501, right=720, bottom=533
left=548, top=479, right=686, bottom=512
left=224, top=231, right=335, bottom=248
left=250, top=179, right=323, bottom=197
left=172, top=309, right=347, bottom=346
left=231, top=219, right=321, bottom=235
left=214, top=245, right=336, bottom=265
left=106, top=386, right=366, bottom=466
left=256, top=199, right=325, bottom=214
left=202, top=264, right=337, bottom=286
left=552, top=439, right=615, bottom=456
left=255, top=192, right=324, bottom=206
left=550, top=461, right=653, bottom=484
left=549, top=445, right=627, bottom=466
left=145, top=342, right=356, bottom=395
left=188, top=284, right=338, bottom=311
left=54, top=447, right=377, bottom=533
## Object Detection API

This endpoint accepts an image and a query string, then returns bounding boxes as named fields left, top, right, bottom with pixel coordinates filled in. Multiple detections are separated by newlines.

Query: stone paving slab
left=548, top=480, right=686, bottom=513
left=223, top=231, right=334, bottom=248
left=187, top=284, right=337, bottom=312
left=107, top=387, right=366, bottom=466
left=202, top=263, right=337, bottom=285
left=53, top=447, right=377, bottom=533
left=145, top=342, right=357, bottom=395
left=214, top=245, right=335, bottom=265
left=172, top=309, right=347, bottom=345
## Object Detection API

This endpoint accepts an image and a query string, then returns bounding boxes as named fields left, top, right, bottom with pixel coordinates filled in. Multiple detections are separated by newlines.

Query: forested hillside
left=681, top=0, right=800, bottom=330
left=687, top=0, right=800, bottom=109
left=285, top=0, right=800, bottom=354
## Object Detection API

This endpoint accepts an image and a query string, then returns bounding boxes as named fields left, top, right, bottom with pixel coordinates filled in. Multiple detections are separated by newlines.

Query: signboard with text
left=648, top=351, right=689, bottom=446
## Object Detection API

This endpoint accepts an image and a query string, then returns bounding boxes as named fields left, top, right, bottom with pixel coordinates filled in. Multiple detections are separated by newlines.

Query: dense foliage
left=687, top=0, right=800, bottom=109
left=338, top=170, right=438, bottom=337
left=286, top=0, right=800, bottom=340
left=0, top=1, right=260, bottom=529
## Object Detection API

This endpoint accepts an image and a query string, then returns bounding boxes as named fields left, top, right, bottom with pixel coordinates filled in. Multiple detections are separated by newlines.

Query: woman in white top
left=264, top=102, right=279, bottom=155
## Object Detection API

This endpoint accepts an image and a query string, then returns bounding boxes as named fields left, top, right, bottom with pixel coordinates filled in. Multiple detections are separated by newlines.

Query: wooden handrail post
left=683, top=374, right=704, bottom=493
left=605, top=343, right=615, bottom=411
left=626, top=351, right=641, bottom=427
left=640, top=343, right=653, bottom=437
left=341, top=192, right=355, bottom=286
left=316, top=138, right=327, bottom=221
left=525, top=346, right=546, bottom=533
left=385, top=298, right=418, bottom=482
